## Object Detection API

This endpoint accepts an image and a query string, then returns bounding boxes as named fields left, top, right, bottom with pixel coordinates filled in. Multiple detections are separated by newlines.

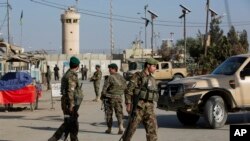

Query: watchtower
left=61, top=7, right=80, bottom=54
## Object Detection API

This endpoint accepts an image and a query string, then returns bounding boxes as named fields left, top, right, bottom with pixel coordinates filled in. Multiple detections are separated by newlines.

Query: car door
left=154, top=62, right=171, bottom=79
left=237, top=61, right=250, bottom=106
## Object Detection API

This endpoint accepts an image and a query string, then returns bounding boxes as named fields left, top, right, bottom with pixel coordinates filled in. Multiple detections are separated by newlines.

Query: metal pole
left=144, top=5, right=148, bottom=49
left=7, top=0, right=10, bottom=44
left=110, top=0, right=114, bottom=61
left=184, top=13, right=186, bottom=66
left=151, top=20, right=154, bottom=57
left=204, top=0, right=210, bottom=56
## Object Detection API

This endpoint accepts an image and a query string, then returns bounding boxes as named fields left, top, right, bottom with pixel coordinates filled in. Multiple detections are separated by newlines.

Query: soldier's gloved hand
left=126, top=103, right=131, bottom=114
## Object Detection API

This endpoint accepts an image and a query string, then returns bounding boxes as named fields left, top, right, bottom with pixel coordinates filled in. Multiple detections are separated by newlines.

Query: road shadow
left=0, top=115, right=25, bottom=119
left=19, top=125, right=107, bottom=135
left=0, top=106, right=29, bottom=112
left=157, top=112, right=250, bottom=129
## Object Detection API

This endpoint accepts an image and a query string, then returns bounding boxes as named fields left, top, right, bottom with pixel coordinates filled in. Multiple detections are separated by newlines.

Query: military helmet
left=108, top=63, right=118, bottom=69
left=145, top=58, right=158, bottom=65
left=95, top=64, right=100, bottom=68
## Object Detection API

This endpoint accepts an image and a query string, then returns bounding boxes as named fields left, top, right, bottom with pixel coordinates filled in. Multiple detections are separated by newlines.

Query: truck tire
left=204, top=96, right=228, bottom=129
left=173, top=74, right=183, bottom=80
left=177, top=110, right=200, bottom=126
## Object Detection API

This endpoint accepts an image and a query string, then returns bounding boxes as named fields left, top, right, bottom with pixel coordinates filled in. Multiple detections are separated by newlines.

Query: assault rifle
left=119, top=91, right=141, bottom=141
left=101, top=96, right=109, bottom=122
left=119, top=72, right=144, bottom=141
left=61, top=82, right=83, bottom=141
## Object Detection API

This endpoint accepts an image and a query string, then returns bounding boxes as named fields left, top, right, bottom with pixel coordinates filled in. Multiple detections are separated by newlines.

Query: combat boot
left=48, top=136, right=57, bottom=141
left=96, top=96, right=101, bottom=102
left=105, top=127, right=112, bottom=134
left=118, top=122, right=124, bottom=134
left=92, top=97, right=97, bottom=102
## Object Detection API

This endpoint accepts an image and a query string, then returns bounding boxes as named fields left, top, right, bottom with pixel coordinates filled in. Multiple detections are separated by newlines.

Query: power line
left=29, top=0, right=250, bottom=28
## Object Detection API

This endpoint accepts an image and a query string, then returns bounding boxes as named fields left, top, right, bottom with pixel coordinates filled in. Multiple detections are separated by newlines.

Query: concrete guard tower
left=61, top=7, right=80, bottom=54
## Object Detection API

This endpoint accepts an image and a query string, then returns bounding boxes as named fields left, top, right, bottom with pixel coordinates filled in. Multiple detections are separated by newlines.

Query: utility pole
left=110, top=0, right=114, bottom=61
left=179, top=5, right=191, bottom=66
left=148, top=10, right=158, bottom=57
left=7, top=0, right=11, bottom=44
left=204, top=0, right=210, bottom=56
left=144, top=4, right=148, bottom=49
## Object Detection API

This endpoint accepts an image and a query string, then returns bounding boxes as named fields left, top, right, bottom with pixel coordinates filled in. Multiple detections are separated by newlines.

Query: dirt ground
left=1, top=80, right=244, bottom=141
left=0, top=80, right=149, bottom=141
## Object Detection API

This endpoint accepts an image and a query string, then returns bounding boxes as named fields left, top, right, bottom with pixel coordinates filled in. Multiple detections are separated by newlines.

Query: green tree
left=227, top=26, right=247, bottom=55
left=239, top=29, right=249, bottom=52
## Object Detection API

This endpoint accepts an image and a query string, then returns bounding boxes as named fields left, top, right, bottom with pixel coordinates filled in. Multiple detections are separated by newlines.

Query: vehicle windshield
left=128, top=62, right=144, bottom=71
left=212, top=57, right=246, bottom=75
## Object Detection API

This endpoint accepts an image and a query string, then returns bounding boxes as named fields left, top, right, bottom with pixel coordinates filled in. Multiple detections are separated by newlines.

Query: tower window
left=73, top=19, right=78, bottom=23
left=66, top=19, right=71, bottom=23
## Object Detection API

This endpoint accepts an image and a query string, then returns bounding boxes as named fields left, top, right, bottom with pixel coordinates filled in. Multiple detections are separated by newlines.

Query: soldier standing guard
left=90, top=65, right=102, bottom=102
left=100, top=63, right=127, bottom=134
left=46, top=65, right=51, bottom=90
left=54, top=64, right=60, bottom=81
left=48, top=56, right=83, bottom=141
left=122, top=58, right=159, bottom=141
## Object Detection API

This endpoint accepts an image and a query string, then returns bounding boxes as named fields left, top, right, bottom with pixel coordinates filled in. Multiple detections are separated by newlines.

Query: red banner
left=0, top=85, right=36, bottom=104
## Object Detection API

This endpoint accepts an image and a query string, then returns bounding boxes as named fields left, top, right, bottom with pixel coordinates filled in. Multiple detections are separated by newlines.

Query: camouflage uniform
left=49, top=68, right=83, bottom=141
left=101, top=73, right=127, bottom=134
left=123, top=70, right=159, bottom=141
left=90, top=69, right=102, bottom=100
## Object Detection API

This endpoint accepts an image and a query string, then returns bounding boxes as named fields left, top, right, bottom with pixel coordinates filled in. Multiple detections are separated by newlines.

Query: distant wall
left=45, top=54, right=121, bottom=80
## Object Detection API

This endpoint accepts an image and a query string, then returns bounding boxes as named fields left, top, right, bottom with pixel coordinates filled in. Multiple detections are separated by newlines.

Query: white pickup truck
left=123, top=59, right=188, bottom=81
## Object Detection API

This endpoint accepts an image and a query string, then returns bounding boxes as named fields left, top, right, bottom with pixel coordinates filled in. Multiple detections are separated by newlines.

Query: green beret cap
left=146, top=58, right=158, bottom=65
left=70, top=56, right=80, bottom=65
left=95, top=64, right=100, bottom=68
left=108, top=63, right=118, bottom=69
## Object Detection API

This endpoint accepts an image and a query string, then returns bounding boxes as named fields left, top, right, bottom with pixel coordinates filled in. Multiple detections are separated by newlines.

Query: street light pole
left=179, top=5, right=191, bottom=66
left=148, top=10, right=158, bottom=57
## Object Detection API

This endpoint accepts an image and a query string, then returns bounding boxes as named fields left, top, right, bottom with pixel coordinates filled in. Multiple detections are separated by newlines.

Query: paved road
left=1, top=80, right=250, bottom=141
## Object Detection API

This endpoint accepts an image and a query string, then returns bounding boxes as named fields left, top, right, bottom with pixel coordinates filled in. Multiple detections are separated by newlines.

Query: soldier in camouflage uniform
left=48, top=56, right=83, bottom=141
left=90, top=65, right=102, bottom=102
left=122, top=58, right=159, bottom=141
left=100, top=63, right=127, bottom=134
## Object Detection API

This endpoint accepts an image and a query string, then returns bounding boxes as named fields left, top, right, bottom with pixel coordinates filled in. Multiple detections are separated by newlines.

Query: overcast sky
left=0, top=0, right=250, bottom=54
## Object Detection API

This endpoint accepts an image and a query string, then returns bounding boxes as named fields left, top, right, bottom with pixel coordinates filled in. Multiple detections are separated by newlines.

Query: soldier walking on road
left=90, top=64, right=102, bottom=102
left=122, top=58, right=159, bottom=141
left=46, top=65, right=51, bottom=90
left=100, top=63, right=127, bottom=134
left=48, top=56, right=83, bottom=141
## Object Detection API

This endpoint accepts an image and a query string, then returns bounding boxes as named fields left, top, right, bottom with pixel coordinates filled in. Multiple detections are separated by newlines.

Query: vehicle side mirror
left=240, top=71, right=245, bottom=79
left=240, top=69, right=250, bottom=79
